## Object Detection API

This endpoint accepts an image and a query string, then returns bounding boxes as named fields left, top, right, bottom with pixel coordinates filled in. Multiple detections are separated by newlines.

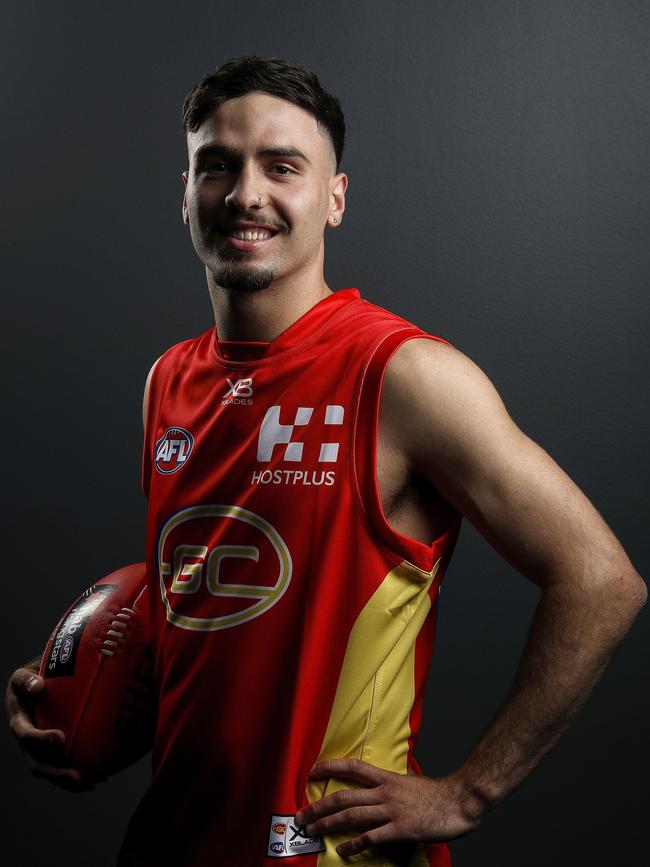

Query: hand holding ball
left=35, top=563, right=155, bottom=782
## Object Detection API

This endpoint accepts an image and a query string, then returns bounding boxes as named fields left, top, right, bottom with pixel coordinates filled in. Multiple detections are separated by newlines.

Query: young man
left=7, top=55, right=646, bottom=866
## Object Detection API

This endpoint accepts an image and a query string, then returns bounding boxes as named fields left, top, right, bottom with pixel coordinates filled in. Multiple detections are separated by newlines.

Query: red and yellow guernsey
left=118, top=288, right=462, bottom=867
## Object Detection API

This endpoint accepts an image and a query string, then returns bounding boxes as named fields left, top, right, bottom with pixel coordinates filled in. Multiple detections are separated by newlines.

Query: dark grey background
left=2, top=1, right=648, bottom=864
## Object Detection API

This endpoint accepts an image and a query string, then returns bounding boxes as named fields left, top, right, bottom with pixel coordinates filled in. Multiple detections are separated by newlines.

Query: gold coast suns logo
left=157, top=505, right=291, bottom=631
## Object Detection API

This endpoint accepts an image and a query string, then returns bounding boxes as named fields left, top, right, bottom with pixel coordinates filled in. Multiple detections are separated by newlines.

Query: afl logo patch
left=59, top=636, right=74, bottom=664
left=155, top=427, right=194, bottom=475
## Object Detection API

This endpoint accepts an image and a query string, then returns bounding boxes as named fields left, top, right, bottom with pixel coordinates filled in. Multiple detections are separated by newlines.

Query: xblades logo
left=221, top=377, right=253, bottom=406
left=289, top=824, right=311, bottom=842
left=267, top=813, right=325, bottom=858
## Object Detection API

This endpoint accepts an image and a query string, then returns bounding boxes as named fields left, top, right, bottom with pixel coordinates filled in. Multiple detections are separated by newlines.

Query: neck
left=207, top=268, right=333, bottom=343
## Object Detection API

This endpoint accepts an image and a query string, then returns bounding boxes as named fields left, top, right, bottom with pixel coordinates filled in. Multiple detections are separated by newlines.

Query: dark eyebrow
left=194, top=143, right=311, bottom=165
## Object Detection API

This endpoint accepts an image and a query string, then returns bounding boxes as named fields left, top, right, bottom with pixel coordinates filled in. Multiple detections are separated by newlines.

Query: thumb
left=19, top=670, right=45, bottom=695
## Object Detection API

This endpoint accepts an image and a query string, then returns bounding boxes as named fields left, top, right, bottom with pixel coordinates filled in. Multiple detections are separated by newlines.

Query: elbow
left=624, top=570, right=648, bottom=610
left=610, top=553, right=647, bottom=607
left=604, top=567, right=647, bottom=628
left=591, top=548, right=647, bottom=611
left=548, top=561, right=647, bottom=622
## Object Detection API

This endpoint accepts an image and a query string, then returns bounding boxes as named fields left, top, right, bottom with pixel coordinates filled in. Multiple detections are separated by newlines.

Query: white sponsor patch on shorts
left=267, top=813, right=326, bottom=858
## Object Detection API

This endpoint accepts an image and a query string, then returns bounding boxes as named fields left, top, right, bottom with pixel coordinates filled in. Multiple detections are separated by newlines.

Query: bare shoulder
left=381, top=336, right=515, bottom=468
left=383, top=335, right=502, bottom=403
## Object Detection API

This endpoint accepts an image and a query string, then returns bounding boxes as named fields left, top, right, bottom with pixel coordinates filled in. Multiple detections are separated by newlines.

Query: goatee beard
left=213, top=262, right=275, bottom=293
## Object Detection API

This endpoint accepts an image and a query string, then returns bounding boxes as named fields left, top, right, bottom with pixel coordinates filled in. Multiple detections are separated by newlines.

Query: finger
left=27, top=758, right=83, bottom=785
left=46, top=766, right=106, bottom=792
left=9, top=708, right=65, bottom=745
left=6, top=673, right=46, bottom=732
left=296, top=785, right=383, bottom=826
left=9, top=667, right=44, bottom=697
left=6, top=677, right=41, bottom=723
left=308, top=758, right=390, bottom=787
left=6, top=672, right=65, bottom=745
left=41, top=773, right=95, bottom=793
left=336, top=822, right=399, bottom=860
left=304, top=806, right=389, bottom=838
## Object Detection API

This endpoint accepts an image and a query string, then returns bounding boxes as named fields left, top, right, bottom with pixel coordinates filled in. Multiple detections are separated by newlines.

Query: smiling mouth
left=219, top=231, right=279, bottom=252
left=228, top=227, right=279, bottom=240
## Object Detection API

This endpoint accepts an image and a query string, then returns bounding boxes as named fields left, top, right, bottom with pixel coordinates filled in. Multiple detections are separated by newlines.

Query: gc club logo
left=155, top=427, right=194, bottom=475
left=158, top=504, right=292, bottom=632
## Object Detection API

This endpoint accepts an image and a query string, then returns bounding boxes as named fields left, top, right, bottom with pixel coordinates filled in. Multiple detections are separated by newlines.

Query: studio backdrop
left=2, top=2, right=648, bottom=866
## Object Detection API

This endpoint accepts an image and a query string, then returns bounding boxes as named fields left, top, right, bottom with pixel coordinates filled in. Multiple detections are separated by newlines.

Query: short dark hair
left=181, top=54, right=345, bottom=173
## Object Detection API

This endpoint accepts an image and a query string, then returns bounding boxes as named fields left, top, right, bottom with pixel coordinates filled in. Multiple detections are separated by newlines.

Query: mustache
left=220, top=218, right=284, bottom=233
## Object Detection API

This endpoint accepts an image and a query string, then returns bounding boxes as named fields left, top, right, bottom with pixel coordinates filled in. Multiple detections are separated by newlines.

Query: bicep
left=384, top=339, right=633, bottom=590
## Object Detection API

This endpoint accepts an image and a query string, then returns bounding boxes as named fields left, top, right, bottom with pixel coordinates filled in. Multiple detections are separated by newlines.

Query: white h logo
left=257, top=404, right=344, bottom=462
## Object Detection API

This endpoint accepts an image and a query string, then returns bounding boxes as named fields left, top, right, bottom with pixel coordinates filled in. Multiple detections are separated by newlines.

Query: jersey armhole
left=141, top=352, right=173, bottom=499
left=140, top=332, right=212, bottom=499
left=349, top=327, right=462, bottom=573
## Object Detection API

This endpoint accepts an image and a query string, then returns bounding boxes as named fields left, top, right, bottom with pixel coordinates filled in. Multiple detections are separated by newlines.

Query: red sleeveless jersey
left=118, top=288, right=462, bottom=867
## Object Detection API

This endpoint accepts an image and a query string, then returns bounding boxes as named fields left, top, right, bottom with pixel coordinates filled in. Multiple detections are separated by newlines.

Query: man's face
left=182, top=90, right=346, bottom=293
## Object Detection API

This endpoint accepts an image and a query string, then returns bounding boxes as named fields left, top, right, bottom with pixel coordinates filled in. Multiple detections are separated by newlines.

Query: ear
left=181, top=170, right=189, bottom=224
left=328, top=172, right=348, bottom=228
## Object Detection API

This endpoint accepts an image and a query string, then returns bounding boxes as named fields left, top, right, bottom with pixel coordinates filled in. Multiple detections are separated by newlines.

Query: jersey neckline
left=210, top=287, right=361, bottom=368
left=216, top=339, right=270, bottom=362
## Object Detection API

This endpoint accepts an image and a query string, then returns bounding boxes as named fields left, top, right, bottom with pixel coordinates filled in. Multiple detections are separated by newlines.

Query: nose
left=224, top=164, right=264, bottom=211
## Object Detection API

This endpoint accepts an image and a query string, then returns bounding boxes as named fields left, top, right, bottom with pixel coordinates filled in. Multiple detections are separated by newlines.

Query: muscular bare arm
left=382, top=337, right=647, bottom=817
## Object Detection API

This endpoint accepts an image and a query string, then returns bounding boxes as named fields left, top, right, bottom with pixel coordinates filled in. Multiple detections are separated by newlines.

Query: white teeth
left=230, top=229, right=273, bottom=241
